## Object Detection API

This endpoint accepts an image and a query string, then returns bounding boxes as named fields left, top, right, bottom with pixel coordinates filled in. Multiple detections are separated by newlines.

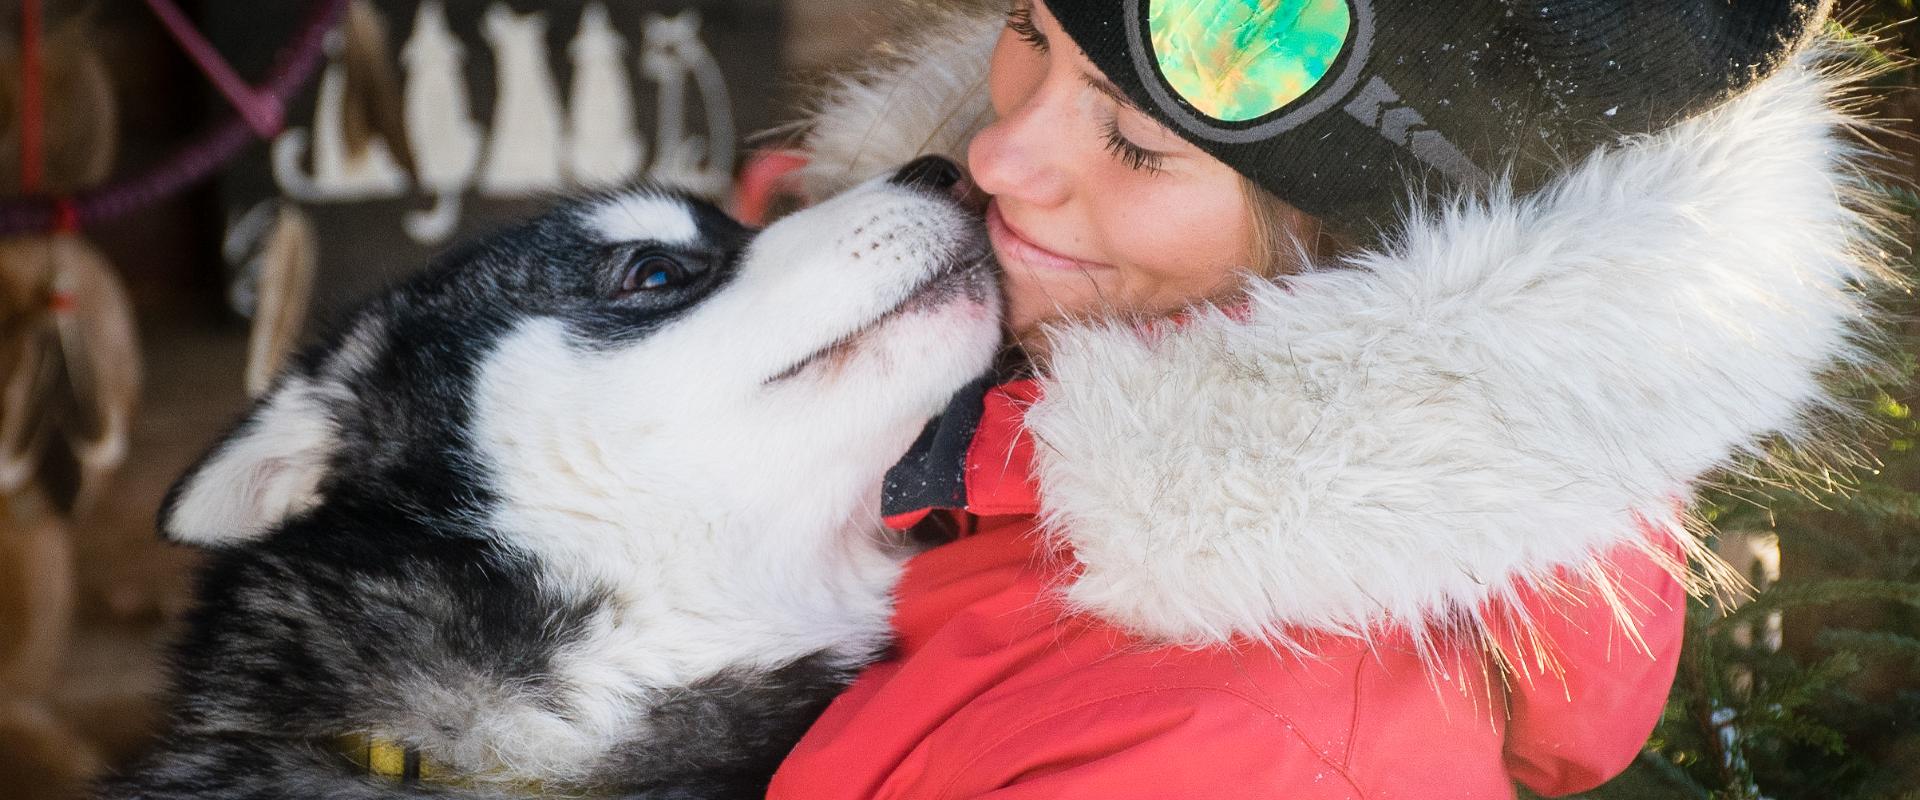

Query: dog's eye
left=620, top=254, right=690, bottom=295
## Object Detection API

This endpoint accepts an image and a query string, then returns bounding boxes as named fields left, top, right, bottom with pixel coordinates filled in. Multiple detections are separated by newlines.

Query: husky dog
left=99, top=157, right=1001, bottom=799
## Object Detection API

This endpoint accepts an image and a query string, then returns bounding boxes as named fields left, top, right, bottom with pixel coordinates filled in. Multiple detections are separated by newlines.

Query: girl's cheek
left=1114, top=185, right=1252, bottom=294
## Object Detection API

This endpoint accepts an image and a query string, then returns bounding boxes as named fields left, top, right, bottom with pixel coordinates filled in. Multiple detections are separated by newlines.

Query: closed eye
left=1100, top=117, right=1167, bottom=175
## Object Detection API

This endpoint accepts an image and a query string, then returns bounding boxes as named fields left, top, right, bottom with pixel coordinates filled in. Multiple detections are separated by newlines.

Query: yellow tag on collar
left=365, top=737, right=406, bottom=779
left=338, top=733, right=432, bottom=785
left=337, top=733, right=594, bottom=796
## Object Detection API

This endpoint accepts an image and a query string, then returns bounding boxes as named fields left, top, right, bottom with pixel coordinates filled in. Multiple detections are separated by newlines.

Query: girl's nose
left=967, top=89, right=1073, bottom=209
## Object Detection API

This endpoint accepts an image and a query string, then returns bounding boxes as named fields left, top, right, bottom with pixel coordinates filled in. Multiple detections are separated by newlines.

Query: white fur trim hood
left=795, top=9, right=1895, bottom=652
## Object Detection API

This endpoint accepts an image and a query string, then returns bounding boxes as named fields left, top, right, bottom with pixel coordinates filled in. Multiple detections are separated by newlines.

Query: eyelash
left=1005, top=3, right=1047, bottom=51
left=1101, top=118, right=1166, bottom=175
left=1006, top=1, right=1164, bottom=176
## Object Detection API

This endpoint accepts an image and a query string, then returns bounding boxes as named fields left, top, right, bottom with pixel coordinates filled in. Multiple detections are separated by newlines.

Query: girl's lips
left=986, top=201, right=1112, bottom=273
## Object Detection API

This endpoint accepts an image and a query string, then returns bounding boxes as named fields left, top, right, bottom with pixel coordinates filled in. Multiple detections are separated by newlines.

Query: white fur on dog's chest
left=419, top=508, right=899, bottom=783
left=472, top=320, right=906, bottom=660
left=447, top=318, right=906, bottom=779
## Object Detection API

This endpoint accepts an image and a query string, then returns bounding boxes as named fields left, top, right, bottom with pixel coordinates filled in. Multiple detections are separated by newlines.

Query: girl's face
left=969, top=0, right=1262, bottom=351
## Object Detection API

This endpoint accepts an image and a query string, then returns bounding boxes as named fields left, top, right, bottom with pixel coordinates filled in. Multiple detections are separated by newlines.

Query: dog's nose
left=891, top=156, right=964, bottom=193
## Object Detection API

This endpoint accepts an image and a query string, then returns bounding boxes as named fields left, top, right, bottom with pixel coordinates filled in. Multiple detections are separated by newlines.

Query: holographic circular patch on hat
left=1148, top=0, right=1353, bottom=123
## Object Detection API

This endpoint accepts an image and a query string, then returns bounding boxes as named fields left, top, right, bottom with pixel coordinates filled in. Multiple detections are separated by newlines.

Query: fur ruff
left=795, top=13, right=1897, bottom=661
left=791, top=6, right=998, bottom=203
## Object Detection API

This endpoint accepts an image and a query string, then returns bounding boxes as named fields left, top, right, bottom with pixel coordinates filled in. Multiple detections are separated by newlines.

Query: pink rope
left=141, top=0, right=284, bottom=138
left=0, top=0, right=343, bottom=235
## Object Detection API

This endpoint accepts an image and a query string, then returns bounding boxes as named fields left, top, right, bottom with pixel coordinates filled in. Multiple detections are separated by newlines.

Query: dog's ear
left=159, top=377, right=340, bottom=547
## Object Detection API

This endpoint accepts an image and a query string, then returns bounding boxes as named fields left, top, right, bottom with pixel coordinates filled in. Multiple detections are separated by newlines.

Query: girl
left=769, top=1, right=1876, bottom=796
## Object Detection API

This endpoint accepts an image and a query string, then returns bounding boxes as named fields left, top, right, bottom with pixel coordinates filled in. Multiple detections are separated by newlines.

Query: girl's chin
left=1002, top=273, right=1098, bottom=335
left=1004, top=307, right=1052, bottom=354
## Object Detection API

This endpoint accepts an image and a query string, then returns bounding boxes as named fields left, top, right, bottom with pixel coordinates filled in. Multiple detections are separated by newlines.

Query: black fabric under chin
left=881, top=375, right=996, bottom=517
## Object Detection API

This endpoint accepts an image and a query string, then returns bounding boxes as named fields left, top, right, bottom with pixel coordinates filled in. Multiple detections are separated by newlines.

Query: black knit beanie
left=1046, top=0, right=1831, bottom=237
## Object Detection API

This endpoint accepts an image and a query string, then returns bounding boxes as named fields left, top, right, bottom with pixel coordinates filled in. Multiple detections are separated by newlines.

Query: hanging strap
left=140, top=0, right=285, bottom=138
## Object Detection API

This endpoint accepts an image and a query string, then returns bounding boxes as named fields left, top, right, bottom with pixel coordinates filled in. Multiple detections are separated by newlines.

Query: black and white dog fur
left=99, top=158, right=1001, bottom=799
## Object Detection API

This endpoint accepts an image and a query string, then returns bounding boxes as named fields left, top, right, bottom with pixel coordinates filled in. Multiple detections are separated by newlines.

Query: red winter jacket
left=769, top=8, right=1869, bottom=799
left=769, top=381, right=1686, bottom=799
